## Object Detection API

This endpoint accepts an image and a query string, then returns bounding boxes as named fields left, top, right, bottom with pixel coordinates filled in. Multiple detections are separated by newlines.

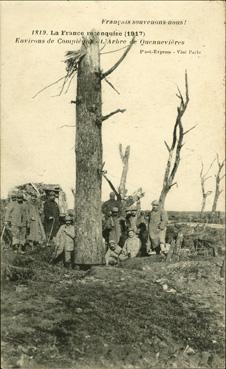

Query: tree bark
left=74, top=34, right=104, bottom=264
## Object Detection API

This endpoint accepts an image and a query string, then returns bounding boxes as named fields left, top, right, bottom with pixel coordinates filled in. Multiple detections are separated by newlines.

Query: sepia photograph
left=1, top=1, right=225, bottom=369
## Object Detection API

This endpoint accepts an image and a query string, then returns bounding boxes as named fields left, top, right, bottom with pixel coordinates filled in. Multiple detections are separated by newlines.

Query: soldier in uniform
left=53, top=215, right=75, bottom=268
left=102, top=192, right=122, bottom=216
left=5, top=192, right=29, bottom=253
left=104, top=207, right=126, bottom=247
left=27, top=193, right=46, bottom=248
left=43, top=191, right=60, bottom=242
left=125, top=205, right=139, bottom=233
left=105, top=240, right=122, bottom=266
left=119, top=229, right=141, bottom=261
left=147, top=200, right=168, bottom=255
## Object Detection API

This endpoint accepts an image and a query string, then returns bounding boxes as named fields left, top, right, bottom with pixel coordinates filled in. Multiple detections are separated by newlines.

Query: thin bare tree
left=159, top=71, right=196, bottom=207
left=211, top=154, right=225, bottom=213
left=118, top=144, right=130, bottom=199
left=200, top=160, right=214, bottom=214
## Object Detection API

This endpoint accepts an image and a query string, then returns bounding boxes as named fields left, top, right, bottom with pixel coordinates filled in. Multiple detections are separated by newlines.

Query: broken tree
left=102, top=145, right=144, bottom=212
left=118, top=144, right=130, bottom=199
left=200, top=161, right=214, bottom=214
left=74, top=32, right=134, bottom=264
left=211, top=154, right=225, bottom=213
left=159, top=71, right=195, bottom=208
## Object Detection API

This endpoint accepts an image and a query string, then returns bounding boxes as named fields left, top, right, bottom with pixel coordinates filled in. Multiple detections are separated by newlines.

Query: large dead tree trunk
left=211, top=155, right=225, bottom=213
left=200, top=161, right=213, bottom=215
left=159, top=71, right=195, bottom=208
left=74, top=33, right=134, bottom=264
left=74, top=34, right=103, bottom=264
left=118, top=144, right=130, bottom=199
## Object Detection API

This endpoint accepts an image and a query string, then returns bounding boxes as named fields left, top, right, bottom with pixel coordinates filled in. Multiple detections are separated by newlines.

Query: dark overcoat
left=43, top=200, right=60, bottom=238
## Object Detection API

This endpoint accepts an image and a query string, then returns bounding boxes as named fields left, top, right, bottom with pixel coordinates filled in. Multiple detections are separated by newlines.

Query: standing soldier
left=102, top=192, right=122, bottom=216
left=147, top=200, right=168, bottom=255
left=4, top=192, right=17, bottom=221
left=3, top=192, right=17, bottom=246
left=136, top=211, right=148, bottom=257
left=52, top=215, right=75, bottom=268
left=105, top=207, right=126, bottom=247
left=4, top=192, right=29, bottom=253
left=27, top=193, right=46, bottom=248
left=43, top=191, right=60, bottom=243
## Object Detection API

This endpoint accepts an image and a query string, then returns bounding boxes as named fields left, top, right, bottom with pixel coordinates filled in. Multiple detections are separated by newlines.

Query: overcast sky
left=1, top=1, right=225, bottom=211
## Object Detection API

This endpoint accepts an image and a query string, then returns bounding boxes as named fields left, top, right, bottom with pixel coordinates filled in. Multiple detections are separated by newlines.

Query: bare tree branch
left=101, top=37, right=135, bottom=79
left=183, top=124, right=197, bottom=136
left=164, top=141, right=170, bottom=152
left=119, top=144, right=124, bottom=161
left=102, top=173, right=121, bottom=201
left=204, top=158, right=216, bottom=178
left=185, top=70, right=189, bottom=102
left=101, top=44, right=132, bottom=55
left=102, top=109, right=126, bottom=121
left=176, top=86, right=184, bottom=108
left=64, top=73, right=76, bottom=94
left=200, top=161, right=204, bottom=177
left=32, top=75, right=66, bottom=99
left=169, top=182, right=178, bottom=188
left=104, top=77, right=120, bottom=95
left=59, top=124, right=75, bottom=128
left=218, top=158, right=225, bottom=171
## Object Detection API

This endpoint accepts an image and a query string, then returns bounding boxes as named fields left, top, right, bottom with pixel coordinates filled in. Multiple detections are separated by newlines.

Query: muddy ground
left=1, top=235, right=225, bottom=369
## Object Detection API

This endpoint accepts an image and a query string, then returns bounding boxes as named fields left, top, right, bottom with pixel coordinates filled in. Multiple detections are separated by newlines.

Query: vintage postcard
left=1, top=1, right=225, bottom=369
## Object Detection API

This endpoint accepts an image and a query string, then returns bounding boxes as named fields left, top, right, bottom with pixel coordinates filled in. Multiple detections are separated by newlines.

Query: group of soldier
left=4, top=190, right=62, bottom=253
left=102, top=192, right=168, bottom=266
left=3, top=189, right=168, bottom=267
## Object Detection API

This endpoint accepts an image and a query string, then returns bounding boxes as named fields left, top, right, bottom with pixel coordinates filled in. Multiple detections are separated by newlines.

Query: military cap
left=65, top=215, right=72, bottom=222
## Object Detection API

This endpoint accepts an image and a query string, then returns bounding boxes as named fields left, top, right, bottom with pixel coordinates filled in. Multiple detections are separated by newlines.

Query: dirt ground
left=1, top=238, right=225, bottom=369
